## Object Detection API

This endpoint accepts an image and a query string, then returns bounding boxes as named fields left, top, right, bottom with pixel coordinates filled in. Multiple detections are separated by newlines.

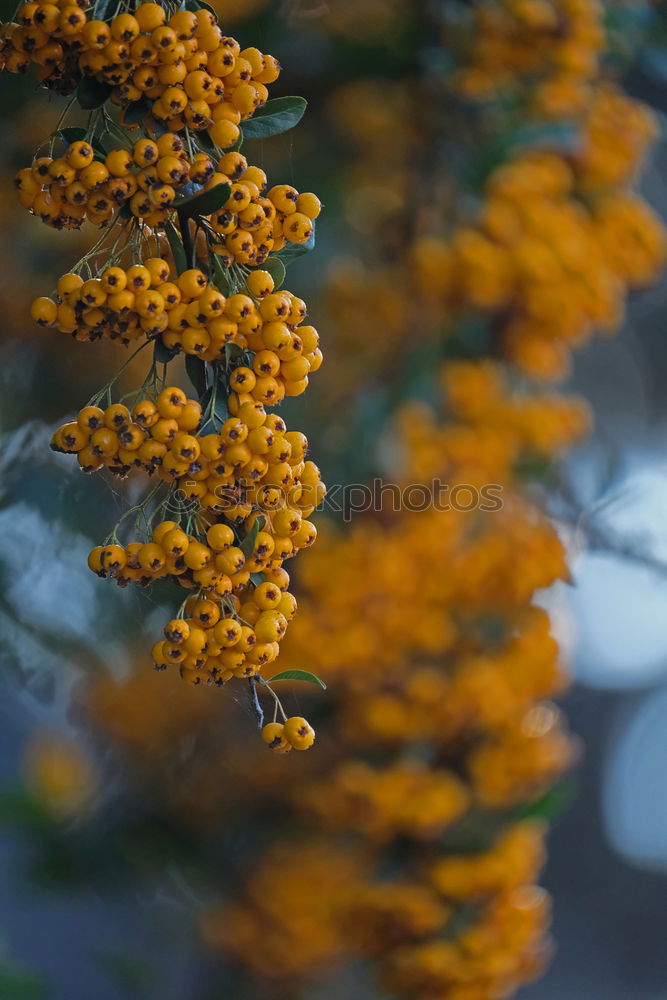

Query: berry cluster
left=2, top=2, right=279, bottom=147
left=16, top=136, right=322, bottom=250
left=52, top=387, right=202, bottom=474
left=15, top=133, right=216, bottom=230
left=90, top=525, right=299, bottom=683
left=9, top=0, right=322, bottom=744
left=261, top=717, right=315, bottom=753
left=202, top=166, right=321, bottom=266
left=33, top=265, right=323, bottom=397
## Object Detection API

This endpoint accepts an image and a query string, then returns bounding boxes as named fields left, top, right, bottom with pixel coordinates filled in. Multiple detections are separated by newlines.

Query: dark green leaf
left=224, top=342, right=245, bottom=366
left=174, top=181, right=231, bottom=218
left=153, top=337, right=177, bottom=365
left=56, top=127, right=87, bottom=145
left=194, top=129, right=218, bottom=156
left=250, top=571, right=264, bottom=586
left=94, top=131, right=122, bottom=156
left=93, top=0, right=120, bottom=19
left=266, top=669, right=327, bottom=690
left=240, top=514, right=265, bottom=557
left=76, top=76, right=112, bottom=110
left=122, top=97, right=151, bottom=126
left=165, top=221, right=187, bottom=275
left=211, top=255, right=233, bottom=295
left=199, top=379, right=229, bottom=434
left=56, top=128, right=109, bottom=160
left=185, top=356, right=208, bottom=397
left=275, top=223, right=316, bottom=262
left=260, top=256, right=286, bottom=289
left=184, top=0, right=217, bottom=13
left=513, top=780, right=574, bottom=822
left=241, top=97, right=307, bottom=140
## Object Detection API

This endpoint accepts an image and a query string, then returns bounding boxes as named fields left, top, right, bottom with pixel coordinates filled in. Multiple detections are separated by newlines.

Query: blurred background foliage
left=1, top=0, right=667, bottom=998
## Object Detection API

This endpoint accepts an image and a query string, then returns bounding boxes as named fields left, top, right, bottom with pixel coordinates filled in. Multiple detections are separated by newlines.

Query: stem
left=247, top=678, right=264, bottom=729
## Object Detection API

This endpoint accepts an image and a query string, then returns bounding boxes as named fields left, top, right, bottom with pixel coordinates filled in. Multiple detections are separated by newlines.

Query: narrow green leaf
left=260, top=256, right=286, bottom=289
left=76, top=76, right=112, bottom=110
left=267, top=669, right=327, bottom=690
left=174, top=181, right=231, bottom=218
left=241, top=97, right=307, bottom=140
left=164, top=221, right=187, bottom=275
left=211, top=255, right=233, bottom=295
left=276, top=223, right=316, bottom=262
left=250, top=571, right=264, bottom=586
left=93, top=0, right=119, bottom=19
left=185, top=355, right=208, bottom=397
left=240, top=514, right=265, bottom=557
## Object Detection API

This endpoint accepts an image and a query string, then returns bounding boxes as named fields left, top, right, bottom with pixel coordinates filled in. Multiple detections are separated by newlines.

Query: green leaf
left=513, top=780, right=574, bottom=822
left=184, top=0, right=217, bottom=13
left=194, top=130, right=218, bottom=156
left=250, top=571, right=264, bottom=586
left=165, top=221, right=187, bottom=275
left=211, top=255, right=233, bottom=295
left=56, top=126, right=87, bottom=145
left=56, top=128, right=109, bottom=160
left=122, top=97, right=151, bottom=126
left=185, top=356, right=208, bottom=397
left=93, top=0, right=119, bottom=19
left=241, top=97, right=307, bottom=140
left=153, top=337, right=177, bottom=365
left=260, top=256, right=286, bottom=290
left=240, top=514, right=265, bottom=557
left=275, top=223, right=316, bottom=262
left=224, top=342, right=245, bottom=367
left=266, top=669, right=327, bottom=690
left=76, top=76, right=112, bottom=110
left=174, top=181, right=231, bottom=218
left=199, top=377, right=230, bottom=434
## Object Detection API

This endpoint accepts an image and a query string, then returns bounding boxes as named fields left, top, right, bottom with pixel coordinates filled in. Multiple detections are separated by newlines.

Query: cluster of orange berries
left=33, top=264, right=323, bottom=397
left=452, top=0, right=605, bottom=117
left=16, top=135, right=322, bottom=255
left=261, top=717, right=315, bottom=752
left=52, top=386, right=202, bottom=475
left=55, top=381, right=324, bottom=533
left=15, top=133, right=217, bottom=230
left=411, top=148, right=666, bottom=382
left=2, top=2, right=278, bottom=148
left=201, top=156, right=321, bottom=266
left=90, top=524, right=299, bottom=680
left=306, top=762, right=471, bottom=841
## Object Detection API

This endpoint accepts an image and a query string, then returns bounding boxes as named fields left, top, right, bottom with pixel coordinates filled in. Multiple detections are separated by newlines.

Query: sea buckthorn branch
left=4, top=0, right=327, bottom=745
